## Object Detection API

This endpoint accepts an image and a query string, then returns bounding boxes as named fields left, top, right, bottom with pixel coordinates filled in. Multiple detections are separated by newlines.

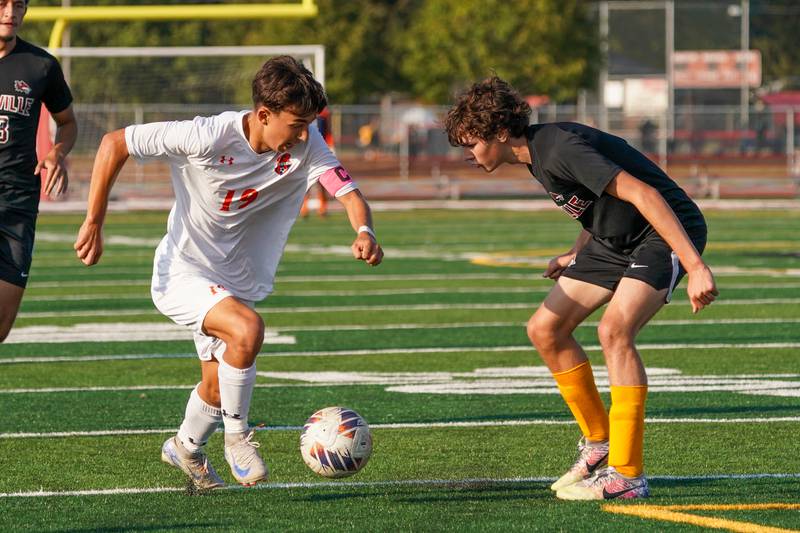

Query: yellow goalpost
left=25, top=1, right=319, bottom=50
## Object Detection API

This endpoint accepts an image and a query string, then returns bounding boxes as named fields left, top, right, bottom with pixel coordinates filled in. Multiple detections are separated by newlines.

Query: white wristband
left=357, top=225, right=376, bottom=239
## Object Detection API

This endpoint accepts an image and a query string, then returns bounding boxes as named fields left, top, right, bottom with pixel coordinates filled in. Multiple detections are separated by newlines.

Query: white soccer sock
left=177, top=384, right=222, bottom=453
left=218, top=358, right=257, bottom=434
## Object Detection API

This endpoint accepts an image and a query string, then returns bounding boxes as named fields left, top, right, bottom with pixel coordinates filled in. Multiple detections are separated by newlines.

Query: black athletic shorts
left=561, top=225, right=707, bottom=302
left=0, top=208, right=37, bottom=288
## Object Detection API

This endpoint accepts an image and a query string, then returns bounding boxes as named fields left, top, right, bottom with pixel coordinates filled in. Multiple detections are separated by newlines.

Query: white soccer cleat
left=550, top=437, right=609, bottom=491
left=160, top=436, right=225, bottom=490
left=224, top=429, right=269, bottom=486
left=556, top=466, right=650, bottom=500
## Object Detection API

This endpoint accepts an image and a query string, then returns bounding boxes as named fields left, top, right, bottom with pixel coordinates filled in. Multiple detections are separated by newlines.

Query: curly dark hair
left=444, top=77, right=531, bottom=147
left=251, top=55, right=327, bottom=116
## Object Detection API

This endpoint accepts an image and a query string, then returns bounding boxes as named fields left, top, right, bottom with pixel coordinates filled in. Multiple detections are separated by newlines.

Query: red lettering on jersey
left=561, top=195, right=592, bottom=219
left=220, top=189, right=259, bottom=211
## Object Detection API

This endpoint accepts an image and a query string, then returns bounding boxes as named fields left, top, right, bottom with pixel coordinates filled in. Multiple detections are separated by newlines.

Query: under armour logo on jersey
left=219, top=155, right=234, bottom=165
left=275, top=153, right=292, bottom=174
left=14, top=80, right=31, bottom=95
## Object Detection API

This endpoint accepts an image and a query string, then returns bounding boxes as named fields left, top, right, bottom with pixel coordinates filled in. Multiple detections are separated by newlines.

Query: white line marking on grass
left=16, top=298, right=800, bottom=319
left=3, top=324, right=296, bottom=345
left=37, top=232, right=162, bottom=247
left=2, top=416, right=799, bottom=440
left=2, top=473, right=800, bottom=498
left=24, top=270, right=800, bottom=290
left=17, top=283, right=800, bottom=303
left=12, top=318, right=800, bottom=343
left=4, top=342, right=800, bottom=365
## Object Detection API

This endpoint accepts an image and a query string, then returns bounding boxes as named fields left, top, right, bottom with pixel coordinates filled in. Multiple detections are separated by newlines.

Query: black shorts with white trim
left=0, top=207, right=37, bottom=288
left=561, top=225, right=707, bottom=302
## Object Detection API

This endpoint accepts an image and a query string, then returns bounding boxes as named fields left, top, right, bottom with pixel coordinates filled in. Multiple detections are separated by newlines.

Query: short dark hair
left=251, top=55, right=327, bottom=116
left=444, top=77, right=531, bottom=146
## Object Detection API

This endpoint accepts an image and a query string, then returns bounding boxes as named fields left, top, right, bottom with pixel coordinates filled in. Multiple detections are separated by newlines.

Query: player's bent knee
left=526, top=314, right=560, bottom=352
left=229, top=313, right=265, bottom=361
left=597, top=320, right=635, bottom=351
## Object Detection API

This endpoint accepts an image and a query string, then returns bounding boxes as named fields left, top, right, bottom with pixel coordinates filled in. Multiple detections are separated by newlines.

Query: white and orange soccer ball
left=300, top=406, right=373, bottom=478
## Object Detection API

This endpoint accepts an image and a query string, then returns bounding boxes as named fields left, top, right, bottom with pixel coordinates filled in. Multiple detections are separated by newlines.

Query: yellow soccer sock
left=553, top=361, right=609, bottom=442
left=609, top=385, right=648, bottom=478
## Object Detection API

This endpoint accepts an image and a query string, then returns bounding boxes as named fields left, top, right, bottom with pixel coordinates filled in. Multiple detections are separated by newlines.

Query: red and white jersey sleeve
left=124, top=111, right=338, bottom=302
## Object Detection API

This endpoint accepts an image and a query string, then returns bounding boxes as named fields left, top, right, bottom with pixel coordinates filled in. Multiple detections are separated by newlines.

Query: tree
left=398, top=0, right=599, bottom=103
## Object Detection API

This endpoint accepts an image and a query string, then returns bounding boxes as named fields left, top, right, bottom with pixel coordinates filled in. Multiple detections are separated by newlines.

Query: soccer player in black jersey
left=445, top=77, right=718, bottom=500
left=0, top=0, right=77, bottom=342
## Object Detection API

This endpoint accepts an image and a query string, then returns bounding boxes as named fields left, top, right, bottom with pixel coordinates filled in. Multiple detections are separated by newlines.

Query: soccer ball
left=300, top=406, right=372, bottom=478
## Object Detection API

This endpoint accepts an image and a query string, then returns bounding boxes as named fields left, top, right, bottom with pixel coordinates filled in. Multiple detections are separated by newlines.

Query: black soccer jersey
left=526, top=122, right=705, bottom=253
left=0, top=38, right=72, bottom=212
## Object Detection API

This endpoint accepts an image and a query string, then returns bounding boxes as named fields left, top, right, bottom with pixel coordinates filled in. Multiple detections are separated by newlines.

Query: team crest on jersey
left=275, top=153, right=292, bottom=175
left=14, top=80, right=31, bottom=95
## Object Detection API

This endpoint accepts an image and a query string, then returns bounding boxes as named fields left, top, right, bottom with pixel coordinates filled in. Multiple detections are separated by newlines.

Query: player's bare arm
left=337, top=189, right=383, bottom=266
left=36, top=105, right=77, bottom=197
left=543, top=229, right=592, bottom=280
left=74, top=129, right=130, bottom=266
left=604, top=171, right=718, bottom=312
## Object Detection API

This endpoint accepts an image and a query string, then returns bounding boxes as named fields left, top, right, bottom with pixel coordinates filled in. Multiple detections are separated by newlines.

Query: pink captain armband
left=319, top=166, right=358, bottom=197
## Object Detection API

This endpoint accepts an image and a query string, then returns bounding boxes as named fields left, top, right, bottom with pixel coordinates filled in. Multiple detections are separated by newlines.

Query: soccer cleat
left=224, top=429, right=269, bottom=486
left=550, top=437, right=609, bottom=491
left=556, top=466, right=650, bottom=501
left=160, top=436, right=225, bottom=490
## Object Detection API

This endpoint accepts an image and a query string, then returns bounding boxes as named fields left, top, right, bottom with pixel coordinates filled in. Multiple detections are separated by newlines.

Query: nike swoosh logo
left=586, top=452, right=608, bottom=474
left=232, top=461, right=251, bottom=478
left=603, top=485, right=643, bottom=499
left=20, top=273, right=28, bottom=277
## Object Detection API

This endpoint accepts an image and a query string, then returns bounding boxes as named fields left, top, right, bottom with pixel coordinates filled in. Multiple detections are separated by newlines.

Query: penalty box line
left=2, top=473, right=800, bottom=499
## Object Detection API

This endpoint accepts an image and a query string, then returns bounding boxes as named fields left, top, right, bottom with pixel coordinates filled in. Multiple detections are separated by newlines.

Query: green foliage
left=398, top=0, right=599, bottom=103
left=20, top=0, right=597, bottom=105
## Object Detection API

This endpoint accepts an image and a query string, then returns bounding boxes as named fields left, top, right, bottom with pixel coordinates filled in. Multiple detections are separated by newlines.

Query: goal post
left=25, top=1, right=319, bottom=50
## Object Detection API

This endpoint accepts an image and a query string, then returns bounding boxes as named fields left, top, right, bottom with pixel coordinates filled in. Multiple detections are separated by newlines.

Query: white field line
left=3, top=324, right=296, bottom=345
left=20, top=287, right=551, bottom=302
left=3, top=416, right=800, bottom=440
left=23, top=269, right=800, bottom=290
left=26, top=274, right=546, bottom=288
left=20, top=284, right=800, bottom=302
left=7, top=317, right=800, bottom=344
left=15, top=298, right=800, bottom=319
left=4, top=472, right=800, bottom=498
left=4, top=342, right=800, bottom=364
left=2, top=370, right=798, bottom=395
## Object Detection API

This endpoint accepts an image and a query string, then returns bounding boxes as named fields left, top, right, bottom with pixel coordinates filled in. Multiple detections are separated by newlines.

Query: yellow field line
left=603, top=503, right=800, bottom=533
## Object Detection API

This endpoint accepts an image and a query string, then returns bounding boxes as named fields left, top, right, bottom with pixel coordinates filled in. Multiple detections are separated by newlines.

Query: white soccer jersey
left=125, top=110, right=347, bottom=301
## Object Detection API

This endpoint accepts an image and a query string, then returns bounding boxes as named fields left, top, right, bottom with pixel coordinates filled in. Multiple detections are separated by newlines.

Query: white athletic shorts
left=151, top=267, right=255, bottom=362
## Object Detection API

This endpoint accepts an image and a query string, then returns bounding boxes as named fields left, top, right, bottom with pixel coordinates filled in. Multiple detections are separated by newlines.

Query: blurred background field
left=22, top=0, right=800, bottom=205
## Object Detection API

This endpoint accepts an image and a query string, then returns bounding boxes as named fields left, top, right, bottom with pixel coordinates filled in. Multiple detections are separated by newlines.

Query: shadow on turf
left=650, top=404, right=797, bottom=418
left=55, top=525, right=219, bottom=533
left=293, top=481, right=554, bottom=504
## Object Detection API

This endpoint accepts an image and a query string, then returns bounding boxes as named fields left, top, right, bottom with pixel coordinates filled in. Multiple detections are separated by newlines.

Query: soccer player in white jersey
left=74, top=56, right=384, bottom=489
